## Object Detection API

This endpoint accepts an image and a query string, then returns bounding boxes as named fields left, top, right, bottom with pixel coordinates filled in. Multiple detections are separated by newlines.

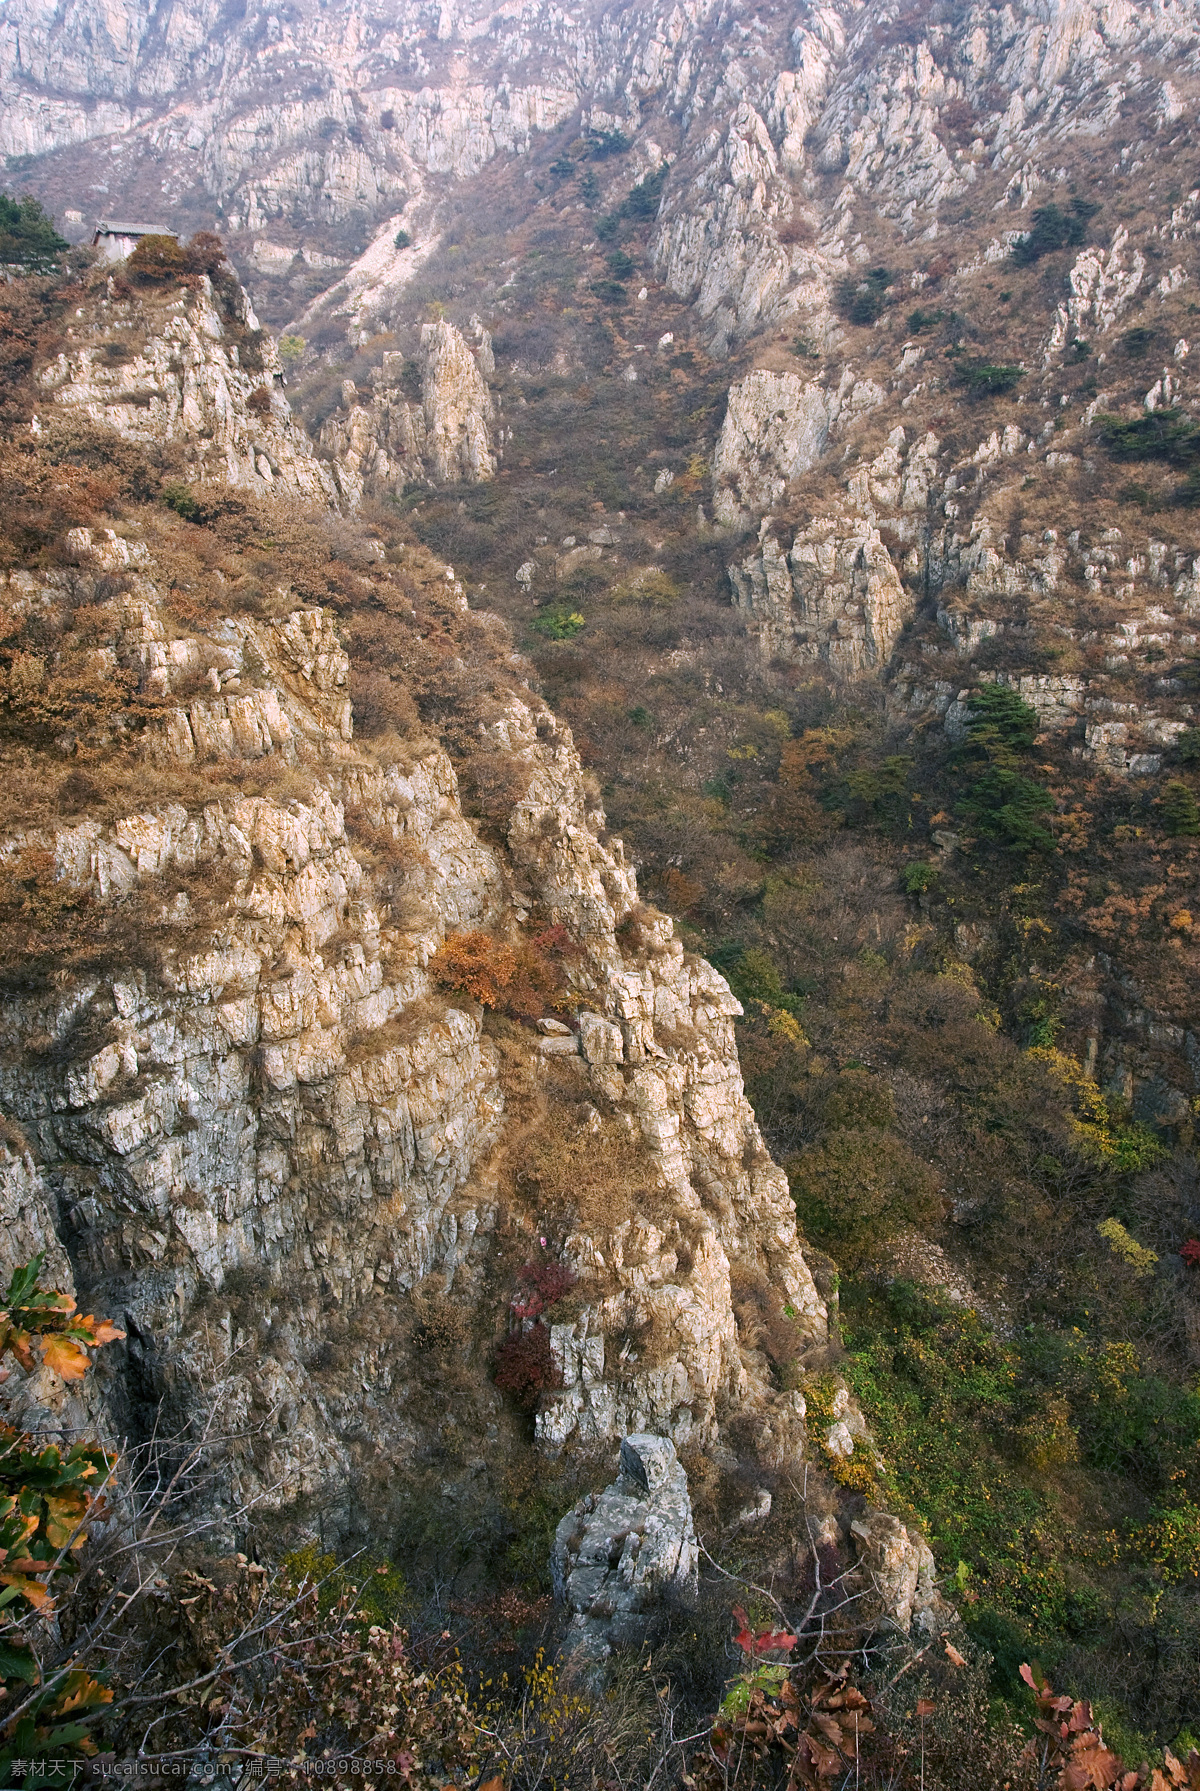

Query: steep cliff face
left=7, top=0, right=1200, bottom=1714
left=319, top=317, right=498, bottom=504
left=35, top=266, right=335, bottom=503
left=0, top=271, right=850, bottom=1559
left=8, top=0, right=1196, bottom=1189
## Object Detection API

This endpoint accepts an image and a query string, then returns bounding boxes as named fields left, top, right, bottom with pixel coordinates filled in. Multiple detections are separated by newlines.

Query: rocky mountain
left=5, top=0, right=1200, bottom=1768
left=0, top=246, right=949, bottom=1635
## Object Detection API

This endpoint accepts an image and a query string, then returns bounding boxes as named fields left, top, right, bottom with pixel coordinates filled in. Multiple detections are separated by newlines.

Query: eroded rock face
left=321, top=318, right=497, bottom=503
left=37, top=277, right=335, bottom=505
left=0, top=509, right=828, bottom=1527
left=712, top=369, right=886, bottom=530
left=850, top=1508, right=946, bottom=1637
left=730, top=520, right=912, bottom=678
left=551, top=1432, right=697, bottom=1673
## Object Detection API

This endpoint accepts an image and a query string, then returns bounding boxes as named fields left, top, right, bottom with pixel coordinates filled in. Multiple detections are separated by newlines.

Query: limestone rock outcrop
left=321, top=318, right=497, bottom=504
left=552, top=1433, right=697, bottom=1672
left=713, top=369, right=885, bottom=530
left=850, top=1508, right=947, bottom=1637
left=36, top=275, right=335, bottom=505
left=0, top=505, right=827, bottom=1528
left=730, top=522, right=912, bottom=678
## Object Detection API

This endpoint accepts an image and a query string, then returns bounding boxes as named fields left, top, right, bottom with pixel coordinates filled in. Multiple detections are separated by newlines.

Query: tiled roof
left=94, top=222, right=177, bottom=237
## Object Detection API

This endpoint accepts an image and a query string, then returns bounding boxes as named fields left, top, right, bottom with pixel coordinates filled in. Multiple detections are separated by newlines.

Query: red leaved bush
left=1022, top=1664, right=1200, bottom=1790
left=492, top=1324, right=556, bottom=1409
left=493, top=1258, right=576, bottom=1408
left=731, top=1604, right=797, bottom=1657
left=511, top=1260, right=576, bottom=1321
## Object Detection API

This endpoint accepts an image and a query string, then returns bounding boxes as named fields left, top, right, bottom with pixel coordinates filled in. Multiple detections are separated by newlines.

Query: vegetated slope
left=6, top=0, right=1200, bottom=1764
left=249, top=1, right=1200, bottom=1758
left=0, top=244, right=998, bottom=1775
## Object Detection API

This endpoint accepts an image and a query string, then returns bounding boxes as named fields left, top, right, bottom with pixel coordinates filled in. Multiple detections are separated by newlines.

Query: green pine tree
left=0, top=194, right=68, bottom=272
left=1162, top=779, right=1200, bottom=837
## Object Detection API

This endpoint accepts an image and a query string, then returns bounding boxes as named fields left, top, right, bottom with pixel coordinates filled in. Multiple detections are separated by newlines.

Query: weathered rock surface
left=320, top=318, right=497, bottom=503
left=730, top=520, right=912, bottom=677
left=850, top=1508, right=946, bottom=1637
left=551, top=1432, right=697, bottom=1671
left=0, top=363, right=829, bottom=1524
left=37, top=276, right=335, bottom=504
left=713, top=369, right=885, bottom=530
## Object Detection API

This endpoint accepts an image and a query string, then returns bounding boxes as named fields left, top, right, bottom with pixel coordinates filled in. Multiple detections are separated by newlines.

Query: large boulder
left=551, top=1433, right=697, bottom=1674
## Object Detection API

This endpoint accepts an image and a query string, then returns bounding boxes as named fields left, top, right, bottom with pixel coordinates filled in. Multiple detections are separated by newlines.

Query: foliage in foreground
left=0, top=1254, right=123, bottom=1782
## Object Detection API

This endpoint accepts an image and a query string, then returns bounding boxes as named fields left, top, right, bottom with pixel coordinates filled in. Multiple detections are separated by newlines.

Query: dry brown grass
left=508, top=1114, right=660, bottom=1230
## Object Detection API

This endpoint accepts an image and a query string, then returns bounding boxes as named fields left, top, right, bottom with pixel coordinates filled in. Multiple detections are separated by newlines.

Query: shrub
left=511, top=1259, right=577, bottom=1321
left=277, top=333, right=305, bottom=363
left=430, top=929, right=518, bottom=1007
left=903, top=861, right=938, bottom=896
left=1099, top=408, right=1200, bottom=466
left=246, top=385, right=272, bottom=415
left=1162, top=779, right=1200, bottom=836
left=531, top=606, right=585, bottom=639
left=184, top=230, right=227, bottom=278
left=428, top=928, right=564, bottom=1018
left=126, top=233, right=190, bottom=284
left=907, top=306, right=946, bottom=333
left=787, top=1129, right=939, bottom=1268
left=0, top=1255, right=123, bottom=1779
left=835, top=266, right=891, bottom=327
left=1010, top=198, right=1099, bottom=266
left=161, top=480, right=204, bottom=522
left=394, top=228, right=411, bottom=250
left=822, top=1067, right=896, bottom=1131
left=350, top=666, right=418, bottom=738
left=493, top=1323, right=556, bottom=1408
left=954, top=360, right=1024, bottom=398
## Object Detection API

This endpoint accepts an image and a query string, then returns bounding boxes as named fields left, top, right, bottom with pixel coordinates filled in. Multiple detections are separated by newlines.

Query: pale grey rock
left=713, top=372, right=833, bottom=526
left=850, top=1508, right=945, bottom=1636
left=730, top=518, right=911, bottom=677
left=578, top=1010, right=624, bottom=1064
left=39, top=278, right=334, bottom=505
left=552, top=1432, right=697, bottom=1672
left=0, top=531, right=830, bottom=1514
left=322, top=321, right=496, bottom=504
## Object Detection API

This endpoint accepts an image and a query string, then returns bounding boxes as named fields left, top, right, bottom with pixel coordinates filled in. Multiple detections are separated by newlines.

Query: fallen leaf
left=944, top=1640, right=967, bottom=1668
left=0, top=1570, right=54, bottom=1611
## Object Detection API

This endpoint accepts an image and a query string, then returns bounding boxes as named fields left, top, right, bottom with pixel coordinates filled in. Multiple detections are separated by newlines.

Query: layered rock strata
left=320, top=317, right=497, bottom=503
left=36, top=274, right=335, bottom=504
left=0, top=522, right=827, bottom=1528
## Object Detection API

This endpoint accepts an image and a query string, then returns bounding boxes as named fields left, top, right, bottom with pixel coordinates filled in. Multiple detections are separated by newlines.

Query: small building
left=91, top=220, right=177, bottom=263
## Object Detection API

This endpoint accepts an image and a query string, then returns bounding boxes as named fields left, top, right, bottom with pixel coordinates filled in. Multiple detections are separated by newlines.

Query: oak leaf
left=41, top=1334, right=91, bottom=1380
